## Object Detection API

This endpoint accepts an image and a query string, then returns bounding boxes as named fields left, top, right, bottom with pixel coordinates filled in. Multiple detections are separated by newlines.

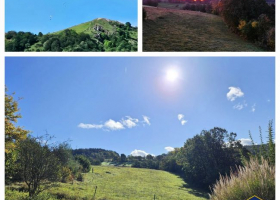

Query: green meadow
left=6, top=166, right=208, bottom=200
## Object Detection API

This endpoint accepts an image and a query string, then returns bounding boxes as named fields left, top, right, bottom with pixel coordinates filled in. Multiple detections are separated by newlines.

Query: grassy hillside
left=6, top=18, right=137, bottom=52
left=143, top=6, right=263, bottom=51
left=56, top=18, right=137, bottom=40
left=6, top=166, right=209, bottom=200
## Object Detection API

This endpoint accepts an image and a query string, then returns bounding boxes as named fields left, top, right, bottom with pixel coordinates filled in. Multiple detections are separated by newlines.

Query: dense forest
left=5, top=19, right=137, bottom=52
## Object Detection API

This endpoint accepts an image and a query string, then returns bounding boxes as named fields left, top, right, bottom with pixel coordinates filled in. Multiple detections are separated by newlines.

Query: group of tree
left=5, top=88, right=92, bottom=198
left=72, top=148, right=120, bottom=165
left=5, top=22, right=137, bottom=52
left=129, top=123, right=275, bottom=193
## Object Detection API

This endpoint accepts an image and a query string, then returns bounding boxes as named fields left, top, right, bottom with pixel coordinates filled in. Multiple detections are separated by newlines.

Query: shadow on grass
left=170, top=172, right=210, bottom=199
left=181, top=183, right=210, bottom=199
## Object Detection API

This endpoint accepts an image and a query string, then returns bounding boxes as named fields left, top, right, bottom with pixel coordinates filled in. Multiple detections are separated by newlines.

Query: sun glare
left=166, top=69, right=179, bottom=82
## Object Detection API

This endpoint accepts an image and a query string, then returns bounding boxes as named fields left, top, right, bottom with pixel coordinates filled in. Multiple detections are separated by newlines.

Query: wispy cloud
left=78, top=115, right=151, bottom=131
left=121, top=116, right=138, bottom=128
left=233, top=101, right=248, bottom=110
left=143, top=115, right=151, bottom=126
left=165, top=146, right=175, bottom=152
left=178, top=114, right=187, bottom=125
left=131, top=149, right=150, bottom=157
left=227, top=87, right=244, bottom=101
left=251, top=104, right=256, bottom=112
left=78, top=123, right=103, bottom=129
left=178, top=114, right=184, bottom=121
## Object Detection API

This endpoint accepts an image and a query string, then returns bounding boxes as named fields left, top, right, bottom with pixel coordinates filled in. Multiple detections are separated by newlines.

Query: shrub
left=210, top=157, right=275, bottom=200
left=61, top=167, right=72, bottom=183
left=77, top=173, right=84, bottom=182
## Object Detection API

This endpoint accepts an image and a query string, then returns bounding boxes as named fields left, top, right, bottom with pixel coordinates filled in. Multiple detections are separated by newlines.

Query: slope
left=47, top=166, right=209, bottom=200
left=143, top=6, right=263, bottom=51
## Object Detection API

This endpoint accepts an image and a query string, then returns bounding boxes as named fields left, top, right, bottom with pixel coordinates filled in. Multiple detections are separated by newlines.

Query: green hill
left=6, top=166, right=209, bottom=200
left=5, top=18, right=137, bottom=52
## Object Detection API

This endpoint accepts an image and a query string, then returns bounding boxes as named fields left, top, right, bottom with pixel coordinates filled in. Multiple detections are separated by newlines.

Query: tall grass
left=209, top=157, right=275, bottom=200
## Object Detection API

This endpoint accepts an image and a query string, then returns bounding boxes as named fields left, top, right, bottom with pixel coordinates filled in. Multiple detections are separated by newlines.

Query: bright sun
left=166, top=69, right=179, bottom=82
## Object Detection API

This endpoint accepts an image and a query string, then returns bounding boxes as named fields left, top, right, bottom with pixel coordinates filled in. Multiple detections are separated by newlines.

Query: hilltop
left=5, top=18, right=138, bottom=52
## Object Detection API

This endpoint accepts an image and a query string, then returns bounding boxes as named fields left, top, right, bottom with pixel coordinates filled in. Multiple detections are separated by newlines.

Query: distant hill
left=72, top=148, right=120, bottom=165
left=5, top=18, right=138, bottom=52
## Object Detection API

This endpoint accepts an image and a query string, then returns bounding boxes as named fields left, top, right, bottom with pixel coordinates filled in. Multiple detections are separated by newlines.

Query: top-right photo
left=143, top=0, right=275, bottom=52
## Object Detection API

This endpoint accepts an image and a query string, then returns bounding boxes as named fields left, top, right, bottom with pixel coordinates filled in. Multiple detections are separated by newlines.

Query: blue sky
left=5, top=0, right=137, bottom=34
left=5, top=57, right=275, bottom=156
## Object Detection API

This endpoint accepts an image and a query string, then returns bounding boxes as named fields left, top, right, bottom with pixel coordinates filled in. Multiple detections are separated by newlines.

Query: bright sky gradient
left=5, top=0, right=137, bottom=34
left=5, top=57, right=275, bottom=156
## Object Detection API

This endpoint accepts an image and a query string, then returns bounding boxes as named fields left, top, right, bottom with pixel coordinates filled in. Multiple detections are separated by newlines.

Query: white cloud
left=178, top=114, right=187, bottom=125
left=251, top=104, right=256, bottom=112
left=131, top=149, right=149, bottom=157
left=104, top=119, right=125, bottom=130
left=181, top=120, right=187, bottom=125
left=227, top=87, right=244, bottom=101
left=121, top=116, right=138, bottom=128
left=165, top=147, right=175, bottom=152
left=78, top=123, right=103, bottom=129
left=240, top=138, right=252, bottom=146
left=178, top=114, right=184, bottom=121
left=78, top=115, right=151, bottom=131
left=143, top=115, right=151, bottom=125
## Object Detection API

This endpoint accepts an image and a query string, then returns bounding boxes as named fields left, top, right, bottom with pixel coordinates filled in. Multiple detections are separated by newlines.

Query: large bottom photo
left=5, top=57, right=275, bottom=200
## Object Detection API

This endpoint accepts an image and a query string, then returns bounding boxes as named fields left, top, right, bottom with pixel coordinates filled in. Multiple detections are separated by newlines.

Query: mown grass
left=6, top=166, right=209, bottom=200
left=143, top=6, right=264, bottom=51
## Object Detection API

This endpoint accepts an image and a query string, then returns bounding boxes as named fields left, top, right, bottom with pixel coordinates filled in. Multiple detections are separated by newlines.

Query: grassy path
left=143, top=6, right=263, bottom=52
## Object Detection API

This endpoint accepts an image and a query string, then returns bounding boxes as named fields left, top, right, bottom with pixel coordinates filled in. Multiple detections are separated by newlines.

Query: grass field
left=143, top=5, right=263, bottom=51
left=6, top=166, right=209, bottom=200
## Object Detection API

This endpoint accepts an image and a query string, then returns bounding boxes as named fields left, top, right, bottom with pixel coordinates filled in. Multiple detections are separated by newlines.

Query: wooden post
left=93, top=186, right=97, bottom=199
left=154, top=194, right=156, bottom=200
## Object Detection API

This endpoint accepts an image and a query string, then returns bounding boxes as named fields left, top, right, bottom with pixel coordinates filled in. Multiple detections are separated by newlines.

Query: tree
left=5, top=87, right=29, bottom=183
left=5, top=87, right=29, bottom=153
left=180, top=127, right=243, bottom=189
left=75, top=155, right=91, bottom=173
left=17, top=136, right=61, bottom=197
left=120, top=154, right=127, bottom=162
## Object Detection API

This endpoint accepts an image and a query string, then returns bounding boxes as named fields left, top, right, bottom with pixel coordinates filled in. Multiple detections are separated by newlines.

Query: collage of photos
left=1, top=0, right=277, bottom=200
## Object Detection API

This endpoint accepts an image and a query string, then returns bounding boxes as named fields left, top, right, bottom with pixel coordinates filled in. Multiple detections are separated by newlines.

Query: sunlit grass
left=6, top=166, right=209, bottom=200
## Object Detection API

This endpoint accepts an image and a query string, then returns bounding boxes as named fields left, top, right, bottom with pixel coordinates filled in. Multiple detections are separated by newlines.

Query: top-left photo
left=5, top=0, right=138, bottom=52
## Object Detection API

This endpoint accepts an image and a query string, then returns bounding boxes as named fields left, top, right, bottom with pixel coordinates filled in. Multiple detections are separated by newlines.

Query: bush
left=210, top=158, right=275, bottom=200
left=61, top=167, right=72, bottom=183
left=77, top=173, right=84, bottom=182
